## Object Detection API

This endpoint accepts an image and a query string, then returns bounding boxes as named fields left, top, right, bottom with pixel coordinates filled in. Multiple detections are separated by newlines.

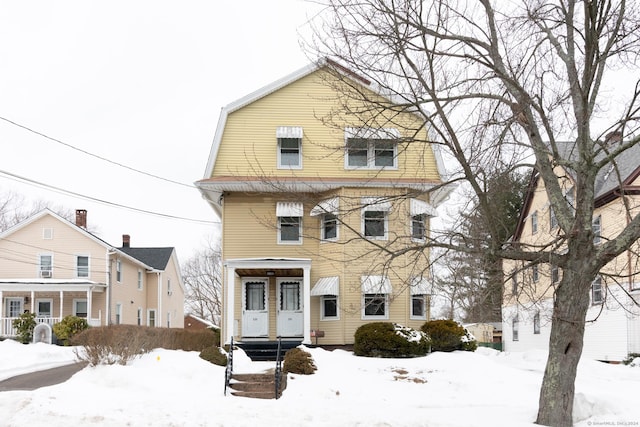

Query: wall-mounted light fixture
left=266, top=270, right=276, bottom=276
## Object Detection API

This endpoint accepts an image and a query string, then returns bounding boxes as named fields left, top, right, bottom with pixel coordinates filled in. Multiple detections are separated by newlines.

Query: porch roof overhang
left=0, top=279, right=107, bottom=292
left=224, top=257, right=312, bottom=272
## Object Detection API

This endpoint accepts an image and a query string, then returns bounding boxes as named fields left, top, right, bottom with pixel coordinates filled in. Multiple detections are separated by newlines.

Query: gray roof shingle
left=118, top=247, right=174, bottom=270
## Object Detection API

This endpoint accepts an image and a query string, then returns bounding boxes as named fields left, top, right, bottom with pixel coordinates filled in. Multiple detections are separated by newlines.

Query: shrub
left=623, top=353, right=640, bottom=366
left=13, top=312, right=37, bottom=344
left=283, top=347, right=317, bottom=374
left=421, top=319, right=477, bottom=352
left=53, top=315, right=89, bottom=346
left=199, top=346, right=227, bottom=366
left=354, top=322, right=430, bottom=358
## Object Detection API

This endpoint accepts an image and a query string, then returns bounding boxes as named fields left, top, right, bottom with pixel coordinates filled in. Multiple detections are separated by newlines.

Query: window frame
left=411, top=213, right=426, bottom=241
left=321, top=213, right=338, bottom=241
left=39, top=253, right=53, bottom=278
left=73, top=299, right=88, bottom=318
left=76, top=255, right=89, bottom=278
left=592, top=276, right=604, bottom=305
left=36, top=298, right=53, bottom=318
left=278, top=215, right=303, bottom=244
left=362, top=293, right=389, bottom=319
left=550, top=208, right=558, bottom=230
left=533, top=311, right=541, bottom=334
left=531, top=211, right=538, bottom=234
left=320, top=294, right=339, bottom=320
left=137, top=270, right=143, bottom=290
left=410, top=294, right=427, bottom=320
left=551, top=265, right=560, bottom=284
left=512, top=316, right=519, bottom=341
left=147, top=309, right=157, bottom=327
left=345, top=138, right=398, bottom=170
left=362, top=210, right=388, bottom=240
left=532, top=265, right=539, bottom=283
left=593, top=215, right=602, bottom=244
left=116, top=259, right=122, bottom=282
left=277, top=137, right=302, bottom=169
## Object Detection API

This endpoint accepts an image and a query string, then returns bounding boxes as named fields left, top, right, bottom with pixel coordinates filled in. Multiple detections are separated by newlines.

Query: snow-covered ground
left=1, top=339, right=639, bottom=427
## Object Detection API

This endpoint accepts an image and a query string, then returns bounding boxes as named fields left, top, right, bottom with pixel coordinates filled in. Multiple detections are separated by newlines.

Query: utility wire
left=0, top=116, right=196, bottom=189
left=0, top=169, right=218, bottom=225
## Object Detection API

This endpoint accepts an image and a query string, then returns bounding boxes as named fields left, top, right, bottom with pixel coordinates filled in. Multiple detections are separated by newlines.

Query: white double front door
left=241, top=278, right=303, bottom=338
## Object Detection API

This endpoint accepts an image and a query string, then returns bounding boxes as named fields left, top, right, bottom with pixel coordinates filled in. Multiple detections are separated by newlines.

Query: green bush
left=199, top=346, right=227, bottom=366
left=421, top=319, right=477, bottom=352
left=53, top=316, right=89, bottom=346
left=623, top=353, right=640, bottom=366
left=354, top=322, right=430, bottom=358
left=283, top=347, right=317, bottom=374
left=13, top=312, right=37, bottom=344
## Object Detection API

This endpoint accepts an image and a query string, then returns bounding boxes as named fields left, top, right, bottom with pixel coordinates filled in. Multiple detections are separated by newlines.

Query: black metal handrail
left=224, top=336, right=234, bottom=396
left=274, top=336, right=282, bottom=399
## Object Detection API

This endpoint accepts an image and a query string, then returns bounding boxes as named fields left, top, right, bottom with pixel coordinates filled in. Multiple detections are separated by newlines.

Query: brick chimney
left=122, top=234, right=130, bottom=248
left=75, top=209, right=87, bottom=228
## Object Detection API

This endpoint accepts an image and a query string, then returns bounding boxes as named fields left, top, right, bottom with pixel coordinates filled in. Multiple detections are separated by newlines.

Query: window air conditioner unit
left=40, top=270, right=52, bottom=278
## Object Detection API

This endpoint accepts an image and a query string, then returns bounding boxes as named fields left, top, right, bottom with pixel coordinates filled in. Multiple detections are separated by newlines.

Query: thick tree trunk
left=536, top=268, right=592, bottom=427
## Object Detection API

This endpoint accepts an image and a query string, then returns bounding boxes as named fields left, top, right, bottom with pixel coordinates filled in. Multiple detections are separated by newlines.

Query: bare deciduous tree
left=182, top=242, right=222, bottom=325
left=307, top=1, right=640, bottom=425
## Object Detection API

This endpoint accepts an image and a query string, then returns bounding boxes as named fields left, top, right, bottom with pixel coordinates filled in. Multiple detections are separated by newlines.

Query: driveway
left=0, top=362, right=89, bottom=391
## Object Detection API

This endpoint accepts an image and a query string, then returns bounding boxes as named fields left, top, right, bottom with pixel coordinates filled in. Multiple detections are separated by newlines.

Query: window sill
left=277, top=241, right=303, bottom=245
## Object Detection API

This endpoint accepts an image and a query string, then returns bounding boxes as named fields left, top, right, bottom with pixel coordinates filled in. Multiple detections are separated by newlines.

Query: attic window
left=276, top=127, right=303, bottom=169
left=344, top=127, right=399, bottom=169
left=43, top=228, right=53, bottom=240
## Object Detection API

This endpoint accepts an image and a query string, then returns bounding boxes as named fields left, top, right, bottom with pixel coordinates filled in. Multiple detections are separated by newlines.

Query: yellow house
left=503, top=140, right=640, bottom=361
left=196, top=60, right=450, bottom=347
left=0, top=209, right=185, bottom=338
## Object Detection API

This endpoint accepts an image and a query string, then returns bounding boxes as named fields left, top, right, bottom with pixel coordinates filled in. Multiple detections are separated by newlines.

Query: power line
left=0, top=116, right=196, bottom=189
left=0, top=168, right=218, bottom=225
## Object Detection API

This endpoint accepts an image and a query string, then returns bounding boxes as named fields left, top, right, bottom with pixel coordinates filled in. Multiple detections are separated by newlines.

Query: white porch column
left=30, top=290, right=35, bottom=313
left=59, top=291, right=64, bottom=319
left=225, top=264, right=236, bottom=345
left=303, top=265, right=311, bottom=345
left=0, top=290, right=3, bottom=318
left=86, top=288, right=93, bottom=322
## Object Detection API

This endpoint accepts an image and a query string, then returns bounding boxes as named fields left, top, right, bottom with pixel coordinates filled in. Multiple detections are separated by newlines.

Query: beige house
left=503, top=140, right=640, bottom=361
left=196, top=60, right=450, bottom=347
left=0, top=209, right=185, bottom=338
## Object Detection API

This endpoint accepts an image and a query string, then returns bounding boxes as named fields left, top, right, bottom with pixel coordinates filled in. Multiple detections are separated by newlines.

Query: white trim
left=76, top=254, right=90, bottom=278
left=320, top=294, right=340, bottom=321
left=361, top=293, right=389, bottom=320
left=73, top=298, right=88, bottom=318
left=35, top=298, right=53, bottom=317
left=410, top=198, right=436, bottom=217
left=344, top=127, right=400, bottom=139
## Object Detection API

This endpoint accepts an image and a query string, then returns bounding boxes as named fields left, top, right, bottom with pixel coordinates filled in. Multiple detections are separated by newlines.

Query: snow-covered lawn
left=1, top=339, right=639, bottom=427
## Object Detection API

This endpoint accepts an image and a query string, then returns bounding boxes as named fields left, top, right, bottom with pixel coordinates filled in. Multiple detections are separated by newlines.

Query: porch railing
left=274, top=336, right=283, bottom=399
left=0, top=315, right=101, bottom=338
left=224, top=336, right=234, bottom=396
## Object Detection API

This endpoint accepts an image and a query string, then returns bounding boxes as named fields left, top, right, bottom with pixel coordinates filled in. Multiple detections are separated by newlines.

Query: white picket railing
left=0, top=315, right=101, bottom=338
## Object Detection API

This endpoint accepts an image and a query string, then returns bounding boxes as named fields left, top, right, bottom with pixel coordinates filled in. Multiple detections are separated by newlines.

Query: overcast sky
left=0, top=1, right=320, bottom=260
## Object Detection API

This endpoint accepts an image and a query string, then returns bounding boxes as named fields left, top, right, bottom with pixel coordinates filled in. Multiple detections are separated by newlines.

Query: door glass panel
left=280, top=282, right=300, bottom=311
left=8, top=299, right=22, bottom=317
left=245, top=282, right=265, bottom=310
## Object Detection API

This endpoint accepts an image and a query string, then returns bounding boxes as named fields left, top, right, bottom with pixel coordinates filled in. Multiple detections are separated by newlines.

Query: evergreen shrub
left=421, top=319, right=477, bottom=352
left=354, top=322, right=430, bottom=358
left=283, top=347, right=317, bottom=374
left=53, top=315, right=89, bottom=346
left=199, top=345, right=227, bottom=366
left=13, top=312, right=37, bottom=344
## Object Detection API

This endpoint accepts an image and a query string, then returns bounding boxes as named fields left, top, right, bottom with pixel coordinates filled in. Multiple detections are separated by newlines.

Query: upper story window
left=116, top=259, right=122, bottom=282
left=76, top=255, right=89, bottom=278
left=410, top=199, right=435, bottom=241
left=532, top=265, right=539, bottom=282
left=592, top=276, right=604, bottom=304
left=531, top=211, right=538, bottom=234
left=42, top=228, right=53, bottom=240
left=362, top=197, right=391, bottom=240
left=593, top=215, right=602, bottom=244
left=344, top=127, right=399, bottom=169
left=39, top=254, right=53, bottom=278
left=550, top=207, right=558, bottom=230
left=311, top=197, right=339, bottom=242
left=277, top=202, right=303, bottom=244
left=276, top=126, right=303, bottom=169
left=137, top=270, right=143, bottom=290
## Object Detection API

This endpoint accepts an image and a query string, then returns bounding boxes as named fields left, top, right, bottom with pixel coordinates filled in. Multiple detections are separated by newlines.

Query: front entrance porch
left=0, top=280, right=106, bottom=338
left=223, top=258, right=311, bottom=346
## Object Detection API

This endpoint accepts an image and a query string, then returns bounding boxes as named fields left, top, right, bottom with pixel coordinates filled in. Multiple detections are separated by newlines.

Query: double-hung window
left=593, top=215, right=602, bottom=244
left=311, top=276, right=340, bottom=320
left=410, top=276, right=430, bottom=319
left=76, top=255, right=89, bottom=278
left=277, top=202, right=303, bottom=244
left=362, top=197, right=391, bottom=240
left=410, top=199, right=434, bottom=241
left=39, top=254, right=53, bottom=278
left=592, top=276, right=604, bottom=304
left=361, top=275, right=391, bottom=319
left=512, top=316, right=519, bottom=341
left=116, top=259, right=122, bottom=282
left=276, top=126, right=303, bottom=169
left=311, top=197, right=340, bottom=242
left=533, top=312, right=541, bottom=334
left=531, top=211, right=538, bottom=234
left=345, top=127, right=399, bottom=169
